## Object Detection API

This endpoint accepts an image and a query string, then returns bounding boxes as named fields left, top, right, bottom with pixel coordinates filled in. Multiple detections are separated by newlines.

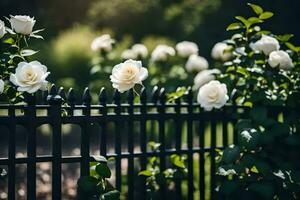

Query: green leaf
left=243, top=102, right=253, bottom=108
left=248, top=3, right=263, bottom=15
left=3, top=37, right=14, bottom=45
left=276, top=34, right=294, bottom=42
left=237, top=66, right=249, bottom=77
left=250, top=166, right=259, bottom=173
left=222, top=145, right=240, bottom=164
left=259, top=12, right=274, bottom=20
left=170, top=155, right=186, bottom=169
left=247, top=17, right=263, bottom=24
left=96, top=163, right=111, bottom=178
left=226, top=22, right=243, bottom=31
left=148, top=141, right=161, bottom=151
left=92, top=155, right=108, bottom=163
left=20, top=49, right=38, bottom=57
left=138, top=170, right=152, bottom=177
left=235, top=16, right=250, bottom=28
left=30, top=34, right=44, bottom=40
left=167, top=87, right=187, bottom=103
left=256, top=30, right=271, bottom=36
left=285, top=42, right=300, bottom=53
left=77, top=176, right=99, bottom=194
left=102, top=190, right=120, bottom=200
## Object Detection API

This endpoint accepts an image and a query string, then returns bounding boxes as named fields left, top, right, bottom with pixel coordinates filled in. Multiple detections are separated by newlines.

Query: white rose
left=193, top=69, right=221, bottom=90
left=268, top=50, right=294, bottom=70
left=197, top=80, right=229, bottom=111
left=10, top=61, right=50, bottom=93
left=132, top=44, right=148, bottom=58
left=250, top=35, right=280, bottom=55
left=9, top=15, right=36, bottom=35
left=151, top=44, right=175, bottom=62
left=185, top=54, right=208, bottom=72
left=0, top=79, right=4, bottom=94
left=211, top=42, right=232, bottom=61
left=121, top=49, right=137, bottom=60
left=110, top=59, right=148, bottom=93
left=0, top=20, right=6, bottom=39
left=175, top=41, right=199, bottom=58
left=91, top=34, right=115, bottom=52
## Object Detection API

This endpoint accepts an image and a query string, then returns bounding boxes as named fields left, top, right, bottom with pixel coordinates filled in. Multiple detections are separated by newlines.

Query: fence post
left=47, top=84, right=63, bottom=200
left=113, top=89, right=122, bottom=191
left=187, top=88, right=194, bottom=200
left=199, top=104, right=205, bottom=200
left=127, top=89, right=134, bottom=200
left=24, top=93, right=37, bottom=200
left=99, top=87, right=107, bottom=156
left=8, top=105, right=16, bottom=200
left=175, top=88, right=183, bottom=200
left=158, top=88, right=166, bottom=199
left=140, top=88, right=147, bottom=199
left=81, top=88, right=92, bottom=176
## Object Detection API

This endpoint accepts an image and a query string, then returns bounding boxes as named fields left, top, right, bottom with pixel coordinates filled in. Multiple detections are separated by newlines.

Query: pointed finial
left=159, top=88, right=166, bottom=104
left=82, top=87, right=92, bottom=105
left=113, top=89, right=121, bottom=104
left=187, top=87, right=193, bottom=103
left=127, top=89, right=134, bottom=104
left=151, top=86, right=159, bottom=103
left=175, top=87, right=182, bottom=104
left=67, top=88, right=76, bottom=105
left=140, top=87, right=147, bottom=104
left=49, top=84, right=57, bottom=96
left=42, top=90, right=48, bottom=104
left=99, top=87, right=107, bottom=105
left=47, top=84, right=62, bottom=105
left=58, top=87, right=66, bottom=101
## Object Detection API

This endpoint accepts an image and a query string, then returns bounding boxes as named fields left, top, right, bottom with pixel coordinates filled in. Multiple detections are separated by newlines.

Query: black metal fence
left=0, top=85, right=243, bottom=200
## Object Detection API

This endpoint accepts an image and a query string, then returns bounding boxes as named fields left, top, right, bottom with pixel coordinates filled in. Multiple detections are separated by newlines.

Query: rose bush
left=0, top=15, right=48, bottom=103
left=212, top=3, right=300, bottom=199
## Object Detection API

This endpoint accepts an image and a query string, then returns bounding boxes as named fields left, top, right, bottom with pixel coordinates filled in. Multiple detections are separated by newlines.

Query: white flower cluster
left=91, top=34, right=115, bottom=52
left=121, top=44, right=148, bottom=60
left=151, top=44, right=175, bottom=62
left=211, top=42, right=232, bottom=61
left=240, top=129, right=257, bottom=142
left=0, top=15, right=50, bottom=95
left=217, top=167, right=237, bottom=176
left=250, top=35, right=294, bottom=70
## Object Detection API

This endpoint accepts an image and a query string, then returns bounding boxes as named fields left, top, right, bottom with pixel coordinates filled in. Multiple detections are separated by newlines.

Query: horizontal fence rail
left=0, top=85, right=282, bottom=200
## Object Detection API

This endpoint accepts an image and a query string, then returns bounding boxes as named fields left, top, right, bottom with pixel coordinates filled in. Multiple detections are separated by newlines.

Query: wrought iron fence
left=0, top=85, right=246, bottom=200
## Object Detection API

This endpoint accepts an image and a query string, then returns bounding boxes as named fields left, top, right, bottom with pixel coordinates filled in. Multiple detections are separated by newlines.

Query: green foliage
left=216, top=3, right=300, bottom=200
left=166, top=87, right=188, bottom=102
left=138, top=141, right=188, bottom=199
left=77, top=156, right=120, bottom=200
